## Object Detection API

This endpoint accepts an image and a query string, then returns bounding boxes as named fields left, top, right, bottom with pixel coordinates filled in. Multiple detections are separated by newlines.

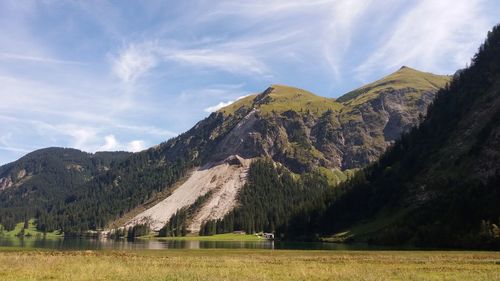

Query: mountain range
left=3, top=25, right=498, bottom=249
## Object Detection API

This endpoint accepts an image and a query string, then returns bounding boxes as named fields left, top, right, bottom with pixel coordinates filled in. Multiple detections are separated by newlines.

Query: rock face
left=0, top=177, right=12, bottom=191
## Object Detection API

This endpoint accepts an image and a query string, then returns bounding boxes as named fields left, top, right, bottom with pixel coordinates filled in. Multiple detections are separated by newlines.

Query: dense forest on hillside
left=0, top=148, right=131, bottom=231
left=279, top=25, right=500, bottom=248
left=38, top=151, right=192, bottom=234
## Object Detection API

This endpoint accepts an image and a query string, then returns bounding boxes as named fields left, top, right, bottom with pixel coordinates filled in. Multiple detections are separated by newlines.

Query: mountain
left=0, top=66, right=449, bottom=235
left=282, top=25, right=500, bottom=248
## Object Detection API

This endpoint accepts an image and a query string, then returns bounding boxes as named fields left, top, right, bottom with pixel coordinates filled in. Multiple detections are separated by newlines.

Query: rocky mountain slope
left=0, top=67, right=449, bottom=234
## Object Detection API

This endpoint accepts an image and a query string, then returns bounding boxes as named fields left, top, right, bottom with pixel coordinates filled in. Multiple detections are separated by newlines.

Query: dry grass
left=0, top=248, right=498, bottom=281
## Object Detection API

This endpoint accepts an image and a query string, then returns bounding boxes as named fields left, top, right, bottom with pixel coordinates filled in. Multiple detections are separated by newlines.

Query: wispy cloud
left=111, top=40, right=271, bottom=84
left=0, top=133, right=30, bottom=153
left=164, top=49, right=267, bottom=75
left=112, top=42, right=158, bottom=83
left=0, top=146, right=30, bottom=153
left=355, top=0, right=490, bottom=81
left=0, top=53, right=85, bottom=65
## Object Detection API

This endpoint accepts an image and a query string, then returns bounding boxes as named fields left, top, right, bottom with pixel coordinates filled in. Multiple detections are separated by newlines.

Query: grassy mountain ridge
left=219, top=84, right=342, bottom=117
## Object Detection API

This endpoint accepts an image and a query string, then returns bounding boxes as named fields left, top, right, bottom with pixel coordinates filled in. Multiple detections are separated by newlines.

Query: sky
left=0, top=0, right=499, bottom=165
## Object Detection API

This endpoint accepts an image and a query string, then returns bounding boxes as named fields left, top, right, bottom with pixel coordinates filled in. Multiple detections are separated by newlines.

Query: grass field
left=0, top=248, right=498, bottom=281
left=0, top=219, right=62, bottom=238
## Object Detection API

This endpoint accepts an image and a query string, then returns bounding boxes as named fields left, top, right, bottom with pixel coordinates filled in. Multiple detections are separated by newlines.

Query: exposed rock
left=0, top=177, right=13, bottom=191
left=65, top=164, right=83, bottom=172
left=16, top=169, right=26, bottom=180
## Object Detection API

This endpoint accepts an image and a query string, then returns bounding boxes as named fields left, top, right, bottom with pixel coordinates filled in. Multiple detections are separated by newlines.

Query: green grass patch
left=0, top=219, right=62, bottom=238
left=323, top=208, right=410, bottom=243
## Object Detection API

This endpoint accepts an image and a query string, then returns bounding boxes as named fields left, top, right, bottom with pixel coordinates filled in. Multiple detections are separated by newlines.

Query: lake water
left=0, top=237, right=401, bottom=251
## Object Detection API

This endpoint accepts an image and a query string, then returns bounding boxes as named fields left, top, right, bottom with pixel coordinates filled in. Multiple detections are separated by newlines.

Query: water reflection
left=0, top=236, right=401, bottom=251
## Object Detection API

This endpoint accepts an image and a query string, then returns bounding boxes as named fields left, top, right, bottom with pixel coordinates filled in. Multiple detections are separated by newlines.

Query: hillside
left=0, top=66, right=449, bottom=235
left=0, top=148, right=131, bottom=230
left=282, top=25, right=500, bottom=248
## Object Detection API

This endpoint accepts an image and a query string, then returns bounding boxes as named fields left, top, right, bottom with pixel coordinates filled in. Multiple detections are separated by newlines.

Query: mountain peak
left=219, top=84, right=340, bottom=116
left=337, top=67, right=450, bottom=103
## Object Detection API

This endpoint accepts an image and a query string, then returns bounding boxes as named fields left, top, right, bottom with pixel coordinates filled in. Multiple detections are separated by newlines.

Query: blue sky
left=0, top=0, right=499, bottom=165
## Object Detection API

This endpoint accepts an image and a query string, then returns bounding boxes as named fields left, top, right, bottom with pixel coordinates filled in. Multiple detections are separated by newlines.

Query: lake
left=0, top=236, right=402, bottom=251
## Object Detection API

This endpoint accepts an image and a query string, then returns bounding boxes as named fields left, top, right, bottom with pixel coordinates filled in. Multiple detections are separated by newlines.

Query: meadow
left=0, top=248, right=498, bottom=281
left=0, top=219, right=62, bottom=238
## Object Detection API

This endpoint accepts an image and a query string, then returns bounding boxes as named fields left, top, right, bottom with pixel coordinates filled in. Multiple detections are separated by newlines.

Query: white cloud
left=204, top=95, right=250, bottom=112
left=112, top=42, right=158, bottom=83
left=127, top=140, right=145, bottom=152
left=100, top=135, right=119, bottom=150
left=98, top=135, right=145, bottom=152
left=204, top=101, right=234, bottom=113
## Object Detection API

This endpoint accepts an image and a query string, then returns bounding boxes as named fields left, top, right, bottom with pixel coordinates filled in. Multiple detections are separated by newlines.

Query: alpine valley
left=1, top=26, right=500, bottom=249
